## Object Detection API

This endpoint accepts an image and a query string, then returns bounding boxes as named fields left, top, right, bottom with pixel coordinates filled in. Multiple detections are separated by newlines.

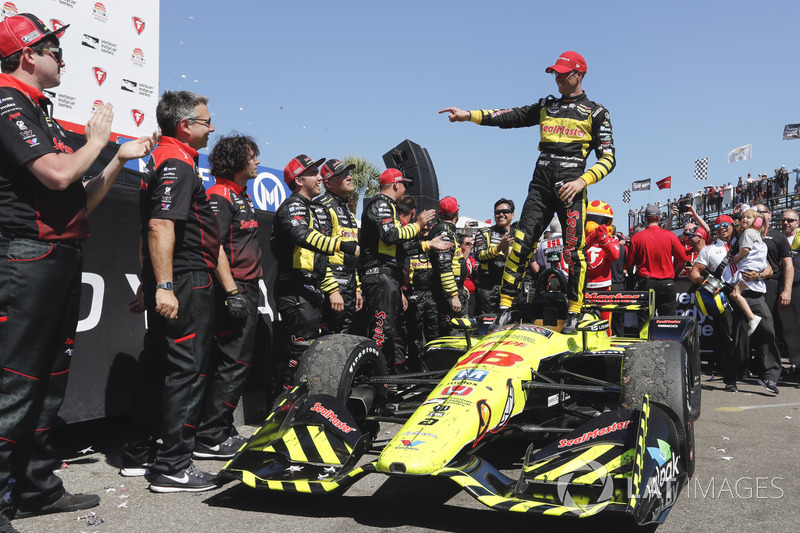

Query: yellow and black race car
left=219, top=269, right=701, bottom=528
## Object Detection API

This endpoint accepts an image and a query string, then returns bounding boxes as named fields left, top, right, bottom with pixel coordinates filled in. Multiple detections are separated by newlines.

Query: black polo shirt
left=0, top=74, right=86, bottom=240
left=207, top=177, right=262, bottom=280
left=140, top=136, right=219, bottom=275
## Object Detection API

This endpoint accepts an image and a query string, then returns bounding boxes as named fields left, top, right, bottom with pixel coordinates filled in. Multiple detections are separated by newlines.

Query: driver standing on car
left=440, top=51, right=615, bottom=334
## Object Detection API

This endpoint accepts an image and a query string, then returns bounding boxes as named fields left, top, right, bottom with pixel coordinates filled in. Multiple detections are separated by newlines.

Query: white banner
left=727, top=144, right=751, bottom=163
left=6, top=0, right=159, bottom=140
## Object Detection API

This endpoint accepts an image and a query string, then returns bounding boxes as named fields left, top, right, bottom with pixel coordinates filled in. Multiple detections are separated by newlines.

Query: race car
left=219, top=269, right=701, bottom=528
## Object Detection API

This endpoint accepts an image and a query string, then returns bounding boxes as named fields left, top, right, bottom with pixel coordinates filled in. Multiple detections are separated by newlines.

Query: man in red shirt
left=625, top=205, right=687, bottom=316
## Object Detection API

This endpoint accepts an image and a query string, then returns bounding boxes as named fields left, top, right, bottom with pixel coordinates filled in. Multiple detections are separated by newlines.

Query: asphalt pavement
left=13, top=373, right=800, bottom=533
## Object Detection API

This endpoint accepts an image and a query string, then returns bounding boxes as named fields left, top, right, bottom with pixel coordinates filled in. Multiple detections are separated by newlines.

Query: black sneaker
left=724, top=383, right=738, bottom=393
left=15, top=491, right=100, bottom=519
left=758, top=379, right=779, bottom=395
left=561, top=313, right=579, bottom=334
left=148, top=463, right=218, bottom=493
left=194, top=435, right=247, bottom=460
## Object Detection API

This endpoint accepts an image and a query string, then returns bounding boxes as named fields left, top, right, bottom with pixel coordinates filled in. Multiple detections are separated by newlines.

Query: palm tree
left=342, top=154, right=380, bottom=215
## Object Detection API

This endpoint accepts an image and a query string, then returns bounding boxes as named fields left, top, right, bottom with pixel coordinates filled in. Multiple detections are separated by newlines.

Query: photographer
left=666, top=202, right=710, bottom=235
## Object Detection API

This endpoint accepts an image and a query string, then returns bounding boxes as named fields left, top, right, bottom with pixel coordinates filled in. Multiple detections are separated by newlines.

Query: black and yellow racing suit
left=473, top=223, right=516, bottom=314
left=316, top=191, right=360, bottom=334
left=359, top=194, right=425, bottom=370
left=404, top=245, right=437, bottom=366
left=469, top=91, right=615, bottom=313
left=271, top=192, right=356, bottom=387
left=429, top=219, right=467, bottom=333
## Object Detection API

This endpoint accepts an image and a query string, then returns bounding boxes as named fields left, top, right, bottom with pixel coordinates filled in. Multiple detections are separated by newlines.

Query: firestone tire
left=295, top=334, right=386, bottom=435
left=621, top=341, right=695, bottom=478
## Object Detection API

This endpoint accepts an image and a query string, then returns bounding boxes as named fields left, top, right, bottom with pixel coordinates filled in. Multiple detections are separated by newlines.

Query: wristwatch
left=156, top=282, right=173, bottom=290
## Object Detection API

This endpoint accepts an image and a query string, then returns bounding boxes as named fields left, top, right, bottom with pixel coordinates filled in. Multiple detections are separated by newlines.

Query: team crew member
left=122, top=91, right=220, bottom=493
left=429, top=196, right=467, bottom=334
left=194, top=135, right=263, bottom=460
left=440, top=50, right=615, bottom=333
left=272, top=155, right=358, bottom=388
left=535, top=218, right=568, bottom=278
left=399, top=197, right=437, bottom=368
left=625, top=205, right=687, bottom=317
left=360, top=169, right=446, bottom=371
left=473, top=198, right=515, bottom=315
left=780, top=209, right=800, bottom=374
left=0, top=14, right=154, bottom=524
left=753, top=203, right=792, bottom=357
left=317, top=159, right=362, bottom=334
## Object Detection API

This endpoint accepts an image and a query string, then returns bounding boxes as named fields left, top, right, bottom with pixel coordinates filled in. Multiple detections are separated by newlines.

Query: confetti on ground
left=60, top=462, right=69, bottom=469
left=105, top=487, right=116, bottom=493
left=722, top=436, right=730, bottom=440
left=117, top=501, right=128, bottom=509
left=785, top=416, right=792, bottom=419
left=79, top=446, right=94, bottom=454
left=721, top=457, right=733, bottom=461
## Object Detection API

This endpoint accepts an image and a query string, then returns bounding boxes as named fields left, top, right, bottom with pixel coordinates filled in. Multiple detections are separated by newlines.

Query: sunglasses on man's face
left=713, top=223, right=731, bottom=230
left=494, top=209, right=512, bottom=215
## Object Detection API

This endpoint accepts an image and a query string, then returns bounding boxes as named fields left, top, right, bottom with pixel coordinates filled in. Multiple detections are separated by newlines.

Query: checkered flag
left=622, top=188, right=631, bottom=203
left=694, top=158, right=708, bottom=180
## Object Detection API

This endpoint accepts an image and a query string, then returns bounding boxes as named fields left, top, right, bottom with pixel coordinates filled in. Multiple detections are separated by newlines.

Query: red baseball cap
left=284, top=155, right=325, bottom=185
left=379, top=168, right=412, bottom=186
left=714, top=215, right=734, bottom=226
left=439, top=196, right=459, bottom=215
left=320, top=159, right=355, bottom=182
left=686, top=227, right=709, bottom=241
left=545, top=51, right=587, bottom=74
left=0, top=14, right=69, bottom=58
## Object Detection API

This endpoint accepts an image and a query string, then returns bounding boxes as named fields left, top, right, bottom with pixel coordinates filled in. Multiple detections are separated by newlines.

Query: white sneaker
left=119, top=463, right=152, bottom=477
left=747, top=315, right=762, bottom=336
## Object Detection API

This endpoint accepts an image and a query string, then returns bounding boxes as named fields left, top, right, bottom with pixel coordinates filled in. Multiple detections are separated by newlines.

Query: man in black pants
left=0, top=13, right=154, bottom=526
left=473, top=198, right=515, bottom=315
left=360, top=169, right=446, bottom=372
left=440, top=51, right=615, bottom=333
left=272, top=155, right=359, bottom=390
left=625, top=206, right=687, bottom=318
left=317, top=159, right=362, bottom=334
left=122, top=91, right=221, bottom=493
left=430, top=197, right=467, bottom=335
left=193, top=135, right=263, bottom=460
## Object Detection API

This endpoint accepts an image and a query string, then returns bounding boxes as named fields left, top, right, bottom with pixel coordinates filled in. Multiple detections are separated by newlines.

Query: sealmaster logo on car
left=310, top=402, right=357, bottom=433
left=557, top=420, right=631, bottom=448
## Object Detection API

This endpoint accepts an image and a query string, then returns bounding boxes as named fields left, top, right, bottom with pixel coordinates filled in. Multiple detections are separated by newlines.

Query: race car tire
left=295, top=334, right=386, bottom=435
left=621, top=341, right=695, bottom=477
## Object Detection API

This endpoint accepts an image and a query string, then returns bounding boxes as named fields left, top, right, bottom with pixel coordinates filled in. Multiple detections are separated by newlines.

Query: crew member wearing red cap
left=316, top=159, right=362, bottom=334
left=440, top=51, right=615, bottom=333
left=359, top=169, right=446, bottom=371
left=0, top=13, right=155, bottom=523
left=429, top=197, right=467, bottom=333
left=626, top=206, right=687, bottom=323
left=271, top=155, right=359, bottom=388
left=192, top=135, right=263, bottom=461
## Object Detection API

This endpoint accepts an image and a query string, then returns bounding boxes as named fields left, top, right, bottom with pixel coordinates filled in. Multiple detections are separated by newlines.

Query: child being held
left=728, top=209, right=769, bottom=335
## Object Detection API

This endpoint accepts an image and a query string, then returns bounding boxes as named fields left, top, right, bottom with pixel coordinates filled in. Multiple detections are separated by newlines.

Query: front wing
left=219, top=387, right=688, bottom=525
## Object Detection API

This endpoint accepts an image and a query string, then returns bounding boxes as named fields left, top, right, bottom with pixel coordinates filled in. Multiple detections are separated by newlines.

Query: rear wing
left=582, top=290, right=655, bottom=338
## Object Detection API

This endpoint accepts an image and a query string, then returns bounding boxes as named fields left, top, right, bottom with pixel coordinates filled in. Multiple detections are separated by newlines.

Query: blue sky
left=159, top=1, right=800, bottom=229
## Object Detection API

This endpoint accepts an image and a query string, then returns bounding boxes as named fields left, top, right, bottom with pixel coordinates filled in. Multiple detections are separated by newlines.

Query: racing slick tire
left=295, top=334, right=386, bottom=436
left=621, top=341, right=696, bottom=477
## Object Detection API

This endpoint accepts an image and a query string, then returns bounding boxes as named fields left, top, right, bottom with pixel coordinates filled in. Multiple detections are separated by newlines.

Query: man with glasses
left=753, top=203, right=792, bottom=361
left=122, top=91, right=221, bottom=493
left=780, top=209, right=800, bottom=378
left=272, top=155, right=359, bottom=389
left=317, top=159, right=362, bottom=335
left=440, top=51, right=615, bottom=333
left=473, top=199, right=516, bottom=315
left=0, top=13, right=155, bottom=525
